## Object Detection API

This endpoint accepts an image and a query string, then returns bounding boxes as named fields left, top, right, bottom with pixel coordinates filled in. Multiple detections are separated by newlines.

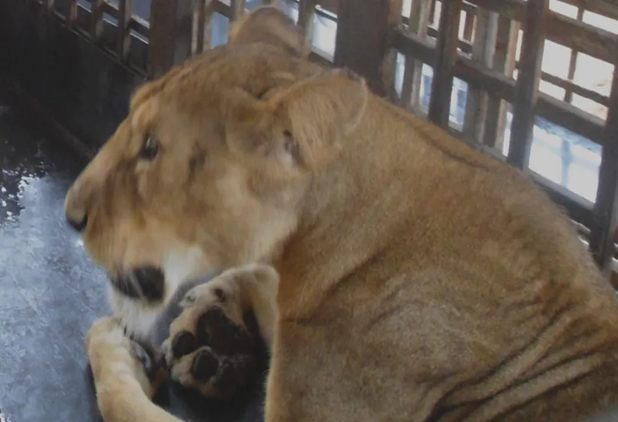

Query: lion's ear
left=226, top=68, right=368, bottom=173
left=228, top=6, right=310, bottom=58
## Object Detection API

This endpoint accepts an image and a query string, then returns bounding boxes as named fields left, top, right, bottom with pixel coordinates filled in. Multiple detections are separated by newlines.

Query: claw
left=131, top=341, right=153, bottom=375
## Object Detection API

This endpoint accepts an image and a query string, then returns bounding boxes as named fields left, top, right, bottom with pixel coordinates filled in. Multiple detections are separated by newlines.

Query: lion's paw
left=86, top=317, right=167, bottom=399
left=161, top=271, right=264, bottom=398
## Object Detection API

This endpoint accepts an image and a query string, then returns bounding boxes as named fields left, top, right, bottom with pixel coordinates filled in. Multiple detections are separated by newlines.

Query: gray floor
left=0, top=88, right=265, bottom=421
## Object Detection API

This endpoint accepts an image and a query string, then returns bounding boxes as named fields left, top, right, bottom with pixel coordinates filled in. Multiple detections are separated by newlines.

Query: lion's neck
left=273, top=97, right=434, bottom=318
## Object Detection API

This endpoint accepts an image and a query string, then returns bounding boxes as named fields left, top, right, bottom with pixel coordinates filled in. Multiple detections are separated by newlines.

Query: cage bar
left=90, top=0, right=104, bottom=42
left=298, top=0, right=316, bottom=52
left=117, top=0, right=133, bottom=61
left=427, top=0, right=462, bottom=127
left=506, top=0, right=548, bottom=169
left=400, top=0, right=432, bottom=110
left=590, top=61, right=618, bottom=273
left=462, top=8, right=499, bottom=143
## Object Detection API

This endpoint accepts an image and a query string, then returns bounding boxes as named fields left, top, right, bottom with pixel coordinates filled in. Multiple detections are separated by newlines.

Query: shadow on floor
left=0, top=86, right=265, bottom=422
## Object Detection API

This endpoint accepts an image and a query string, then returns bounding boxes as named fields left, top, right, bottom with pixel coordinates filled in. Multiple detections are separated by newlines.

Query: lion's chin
left=109, top=266, right=166, bottom=303
left=106, top=245, right=213, bottom=339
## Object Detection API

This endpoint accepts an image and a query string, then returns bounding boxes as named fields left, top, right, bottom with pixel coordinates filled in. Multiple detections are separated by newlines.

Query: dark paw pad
left=191, top=349, right=219, bottom=381
left=196, top=309, right=253, bottom=355
left=214, top=359, right=240, bottom=395
left=172, top=331, right=197, bottom=359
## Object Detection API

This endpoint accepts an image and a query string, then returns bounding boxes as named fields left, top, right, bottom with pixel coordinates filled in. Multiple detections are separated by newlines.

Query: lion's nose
left=64, top=184, right=89, bottom=233
left=66, top=213, right=88, bottom=233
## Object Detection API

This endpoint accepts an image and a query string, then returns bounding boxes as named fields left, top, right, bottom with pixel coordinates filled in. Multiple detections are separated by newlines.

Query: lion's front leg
left=85, top=317, right=183, bottom=422
left=160, top=263, right=279, bottom=398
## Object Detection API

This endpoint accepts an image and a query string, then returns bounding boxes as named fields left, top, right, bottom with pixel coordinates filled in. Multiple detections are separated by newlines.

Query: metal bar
left=427, top=0, right=462, bottom=127
left=392, top=27, right=606, bottom=145
left=483, top=15, right=519, bottom=150
left=507, top=0, right=549, bottom=169
left=558, top=0, right=618, bottom=22
left=117, top=0, right=133, bottom=61
left=298, top=0, right=316, bottom=52
left=590, top=55, right=618, bottom=273
left=429, top=0, right=437, bottom=26
left=421, top=23, right=612, bottom=108
left=467, top=0, right=617, bottom=64
left=462, top=9, right=498, bottom=144
left=148, top=0, right=193, bottom=79
left=101, top=2, right=149, bottom=38
left=400, top=0, right=432, bottom=109
left=334, top=0, right=392, bottom=96
left=462, top=8, right=475, bottom=41
left=229, top=0, right=245, bottom=22
left=46, top=0, right=55, bottom=12
left=67, top=0, right=78, bottom=27
left=90, top=0, right=105, bottom=42
left=193, top=0, right=206, bottom=54
left=564, top=6, right=585, bottom=104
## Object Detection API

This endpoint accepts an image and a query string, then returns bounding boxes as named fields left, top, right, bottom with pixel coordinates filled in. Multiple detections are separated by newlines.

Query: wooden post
left=334, top=0, right=392, bottom=96
left=427, top=0, right=463, bottom=128
left=148, top=0, right=194, bottom=79
left=590, top=55, right=618, bottom=274
left=506, top=0, right=549, bottom=169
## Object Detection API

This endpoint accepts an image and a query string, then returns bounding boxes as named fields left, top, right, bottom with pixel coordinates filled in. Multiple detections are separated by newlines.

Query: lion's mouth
left=109, top=266, right=166, bottom=303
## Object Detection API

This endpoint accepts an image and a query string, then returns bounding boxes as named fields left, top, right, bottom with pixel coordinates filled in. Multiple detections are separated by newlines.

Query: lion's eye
left=140, top=135, right=159, bottom=160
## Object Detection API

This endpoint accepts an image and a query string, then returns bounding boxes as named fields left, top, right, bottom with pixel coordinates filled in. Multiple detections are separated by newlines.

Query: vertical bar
left=589, top=59, right=618, bottom=274
left=383, top=0, right=403, bottom=102
left=148, top=0, right=194, bottom=79
left=427, top=0, right=462, bottom=127
left=117, top=0, right=134, bottom=61
left=334, top=0, right=392, bottom=96
left=192, top=0, right=216, bottom=53
left=91, top=0, right=105, bottom=42
left=506, top=0, right=549, bottom=169
left=193, top=0, right=206, bottom=54
left=230, top=0, right=245, bottom=22
left=68, top=0, right=78, bottom=27
left=400, top=0, right=432, bottom=109
left=298, top=0, right=316, bottom=52
left=428, top=0, right=437, bottom=26
left=462, top=9, right=475, bottom=41
left=203, top=0, right=215, bottom=50
left=483, top=16, right=519, bottom=150
left=564, top=7, right=584, bottom=104
left=46, top=0, right=55, bottom=12
left=462, top=9, right=498, bottom=143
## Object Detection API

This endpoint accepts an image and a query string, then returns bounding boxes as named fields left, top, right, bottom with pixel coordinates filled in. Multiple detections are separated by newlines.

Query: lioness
left=64, top=6, right=618, bottom=422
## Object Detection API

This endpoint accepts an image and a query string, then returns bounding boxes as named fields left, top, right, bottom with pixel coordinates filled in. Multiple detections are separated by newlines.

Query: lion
left=64, top=6, right=618, bottom=422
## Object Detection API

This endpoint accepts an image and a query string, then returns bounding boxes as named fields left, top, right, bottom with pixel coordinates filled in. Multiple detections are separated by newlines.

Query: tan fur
left=66, top=7, right=618, bottom=422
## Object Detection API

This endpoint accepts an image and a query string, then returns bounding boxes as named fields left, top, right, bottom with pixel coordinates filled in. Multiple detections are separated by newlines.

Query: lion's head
left=64, top=7, right=368, bottom=333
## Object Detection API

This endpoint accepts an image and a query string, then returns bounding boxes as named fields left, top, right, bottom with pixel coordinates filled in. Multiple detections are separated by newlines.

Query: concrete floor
left=0, top=88, right=264, bottom=421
